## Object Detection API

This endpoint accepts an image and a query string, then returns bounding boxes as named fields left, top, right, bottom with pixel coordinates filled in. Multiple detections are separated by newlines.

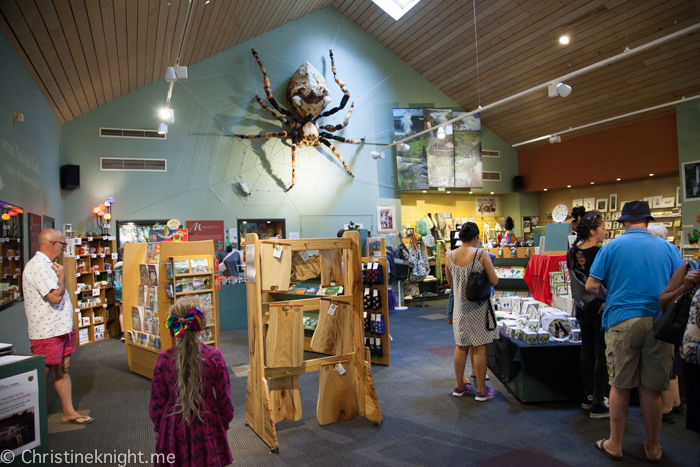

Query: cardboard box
left=538, top=330, right=550, bottom=344
left=527, top=319, right=540, bottom=332
left=571, top=328, right=581, bottom=342
left=523, top=330, right=538, bottom=344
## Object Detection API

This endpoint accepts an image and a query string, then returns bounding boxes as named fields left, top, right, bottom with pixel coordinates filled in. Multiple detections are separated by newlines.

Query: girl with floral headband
left=149, top=297, right=234, bottom=466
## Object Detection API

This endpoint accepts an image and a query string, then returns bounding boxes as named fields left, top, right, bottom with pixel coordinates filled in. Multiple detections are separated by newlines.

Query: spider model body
left=235, top=49, right=364, bottom=192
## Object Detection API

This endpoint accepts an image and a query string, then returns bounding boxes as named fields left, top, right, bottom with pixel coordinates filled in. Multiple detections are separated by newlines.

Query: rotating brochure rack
left=244, top=231, right=382, bottom=452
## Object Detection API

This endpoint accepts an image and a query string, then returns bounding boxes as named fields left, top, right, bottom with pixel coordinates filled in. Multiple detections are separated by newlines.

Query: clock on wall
left=551, top=204, right=569, bottom=223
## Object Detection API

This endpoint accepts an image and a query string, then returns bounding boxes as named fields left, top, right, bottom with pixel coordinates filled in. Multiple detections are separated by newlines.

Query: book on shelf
left=143, top=308, right=154, bottom=334
left=147, top=264, right=158, bottom=286
left=198, top=328, right=212, bottom=343
left=181, top=278, right=194, bottom=292
left=501, top=291, right=517, bottom=297
left=287, top=283, right=298, bottom=293
left=132, top=306, right=143, bottom=332
left=515, top=291, right=531, bottom=297
left=175, top=279, right=183, bottom=293
left=166, top=283, right=174, bottom=299
left=165, top=262, right=173, bottom=280
left=146, top=242, right=161, bottom=265
left=139, top=264, right=149, bottom=285
left=138, top=285, right=148, bottom=307
left=321, top=286, right=343, bottom=296
left=305, top=286, right=319, bottom=295
left=190, top=258, right=209, bottom=273
left=294, top=286, right=308, bottom=294
left=148, top=286, right=158, bottom=310
left=173, top=260, right=190, bottom=275
left=79, top=328, right=89, bottom=345
left=193, top=277, right=210, bottom=291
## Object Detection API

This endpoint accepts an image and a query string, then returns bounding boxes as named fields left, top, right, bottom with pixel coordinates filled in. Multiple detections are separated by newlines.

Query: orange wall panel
left=517, top=115, right=678, bottom=192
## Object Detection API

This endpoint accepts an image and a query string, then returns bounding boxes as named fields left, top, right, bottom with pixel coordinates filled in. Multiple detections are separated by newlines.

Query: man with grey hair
left=22, top=229, right=93, bottom=424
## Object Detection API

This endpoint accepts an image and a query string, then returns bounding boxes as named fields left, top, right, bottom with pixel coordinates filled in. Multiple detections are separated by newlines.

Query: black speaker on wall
left=60, top=165, right=80, bottom=189
left=513, top=175, right=524, bottom=192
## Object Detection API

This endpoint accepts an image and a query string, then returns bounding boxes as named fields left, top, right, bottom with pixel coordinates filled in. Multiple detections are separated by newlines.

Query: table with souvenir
left=487, top=260, right=584, bottom=403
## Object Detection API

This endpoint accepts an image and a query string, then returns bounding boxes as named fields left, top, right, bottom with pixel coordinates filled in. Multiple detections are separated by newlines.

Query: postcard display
left=0, top=234, right=22, bottom=309
left=122, top=240, right=218, bottom=379
left=62, top=236, right=119, bottom=345
left=361, top=256, right=390, bottom=366
left=245, top=232, right=382, bottom=452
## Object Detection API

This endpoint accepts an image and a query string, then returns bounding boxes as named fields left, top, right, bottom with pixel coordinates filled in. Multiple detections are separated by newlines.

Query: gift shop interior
left=0, top=1, right=699, bottom=465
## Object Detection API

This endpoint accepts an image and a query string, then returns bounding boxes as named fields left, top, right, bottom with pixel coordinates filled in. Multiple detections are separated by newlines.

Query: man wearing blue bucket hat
left=585, top=200, right=682, bottom=462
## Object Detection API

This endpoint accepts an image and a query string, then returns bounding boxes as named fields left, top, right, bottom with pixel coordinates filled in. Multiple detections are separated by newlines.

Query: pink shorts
left=30, top=330, right=77, bottom=366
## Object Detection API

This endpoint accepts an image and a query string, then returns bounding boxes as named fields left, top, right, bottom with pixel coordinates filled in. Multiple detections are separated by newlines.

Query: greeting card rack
left=123, top=240, right=218, bottom=379
left=245, top=231, right=382, bottom=452
left=361, top=256, right=390, bottom=366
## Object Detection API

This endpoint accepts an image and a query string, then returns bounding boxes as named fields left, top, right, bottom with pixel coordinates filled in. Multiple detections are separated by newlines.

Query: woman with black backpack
left=568, top=211, right=609, bottom=418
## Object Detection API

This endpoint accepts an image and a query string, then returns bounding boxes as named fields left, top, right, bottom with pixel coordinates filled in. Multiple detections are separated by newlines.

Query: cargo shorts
left=605, top=316, right=673, bottom=391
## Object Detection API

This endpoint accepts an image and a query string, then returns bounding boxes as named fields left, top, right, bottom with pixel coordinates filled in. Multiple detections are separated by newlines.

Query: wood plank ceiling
left=1, top=0, right=698, bottom=148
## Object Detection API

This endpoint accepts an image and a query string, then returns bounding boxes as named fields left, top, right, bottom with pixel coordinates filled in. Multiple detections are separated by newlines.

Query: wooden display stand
left=123, top=240, right=218, bottom=379
left=62, top=236, right=119, bottom=345
left=245, top=232, right=382, bottom=452
left=362, top=256, right=390, bottom=366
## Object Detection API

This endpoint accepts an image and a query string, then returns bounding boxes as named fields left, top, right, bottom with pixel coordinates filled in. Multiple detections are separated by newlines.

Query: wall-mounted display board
left=0, top=201, right=24, bottom=312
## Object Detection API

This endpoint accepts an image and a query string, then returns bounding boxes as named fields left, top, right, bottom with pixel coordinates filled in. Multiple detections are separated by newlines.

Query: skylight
left=372, top=0, right=420, bottom=21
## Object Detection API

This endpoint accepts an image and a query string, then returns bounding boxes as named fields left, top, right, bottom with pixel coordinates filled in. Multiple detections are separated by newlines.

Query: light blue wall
left=62, top=7, right=518, bottom=237
left=0, top=34, right=64, bottom=353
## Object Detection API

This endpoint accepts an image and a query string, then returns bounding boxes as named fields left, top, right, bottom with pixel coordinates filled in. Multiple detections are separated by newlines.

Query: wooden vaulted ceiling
left=1, top=0, right=699, bottom=148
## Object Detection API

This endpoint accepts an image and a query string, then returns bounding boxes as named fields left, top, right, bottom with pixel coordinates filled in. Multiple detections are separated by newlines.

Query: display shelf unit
left=486, top=248, right=531, bottom=292
left=0, top=234, right=23, bottom=311
left=62, top=236, right=119, bottom=345
left=362, top=256, right=390, bottom=366
left=123, top=240, right=217, bottom=379
left=245, top=232, right=382, bottom=452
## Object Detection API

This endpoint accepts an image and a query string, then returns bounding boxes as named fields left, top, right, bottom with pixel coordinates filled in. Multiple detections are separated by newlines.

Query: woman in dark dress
left=567, top=210, right=609, bottom=418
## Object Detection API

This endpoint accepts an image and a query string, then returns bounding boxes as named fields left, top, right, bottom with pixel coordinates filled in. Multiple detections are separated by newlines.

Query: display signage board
left=149, top=228, right=188, bottom=242
left=28, top=213, right=42, bottom=258
left=186, top=221, right=225, bottom=252
left=0, top=368, right=41, bottom=457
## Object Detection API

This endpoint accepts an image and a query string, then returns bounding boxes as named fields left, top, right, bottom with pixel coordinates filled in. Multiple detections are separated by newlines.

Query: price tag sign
left=100, top=254, right=105, bottom=258
left=0, top=257, right=3, bottom=263
left=335, top=363, right=346, bottom=375
left=87, top=237, right=93, bottom=241
left=101, top=236, right=107, bottom=240
left=92, top=288, right=100, bottom=297
left=111, top=253, right=118, bottom=260
left=16, top=238, right=20, bottom=243
left=299, top=251, right=309, bottom=262
left=108, top=236, right=116, bottom=241
left=4, top=238, right=7, bottom=242
left=327, top=303, right=337, bottom=316
left=2, top=226, right=7, bottom=230
left=91, top=254, right=97, bottom=258
left=12, top=275, right=17, bottom=279
left=103, top=304, right=107, bottom=308
left=273, top=245, right=283, bottom=259
left=75, top=273, right=81, bottom=277
left=75, top=290, right=80, bottom=295
left=14, top=256, right=19, bottom=261
left=75, top=238, right=81, bottom=245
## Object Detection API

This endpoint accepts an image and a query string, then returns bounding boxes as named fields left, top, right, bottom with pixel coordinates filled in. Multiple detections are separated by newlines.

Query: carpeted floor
left=47, top=300, right=700, bottom=466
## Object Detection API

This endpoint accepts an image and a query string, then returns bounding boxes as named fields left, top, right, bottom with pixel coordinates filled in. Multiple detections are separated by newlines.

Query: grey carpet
left=46, top=300, right=700, bottom=466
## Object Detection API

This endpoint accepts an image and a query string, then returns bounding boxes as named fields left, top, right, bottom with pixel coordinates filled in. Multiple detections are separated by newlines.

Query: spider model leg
left=319, top=137, right=354, bottom=178
left=319, top=131, right=365, bottom=145
left=255, top=96, right=293, bottom=127
left=251, top=49, right=292, bottom=117
left=319, top=103, right=360, bottom=133
left=285, top=142, right=297, bottom=192
left=233, top=131, right=288, bottom=140
left=313, top=50, right=350, bottom=121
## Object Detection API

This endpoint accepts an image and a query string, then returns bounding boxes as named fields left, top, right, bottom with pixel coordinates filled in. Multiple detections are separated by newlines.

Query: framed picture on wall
left=596, top=199, right=608, bottom=212
left=661, top=197, right=675, bottom=208
left=609, top=193, right=617, bottom=211
left=475, top=197, right=500, bottom=215
left=683, top=160, right=700, bottom=202
left=677, top=186, right=682, bottom=206
left=604, top=221, right=612, bottom=230
left=583, top=197, right=595, bottom=211
left=605, top=213, right=611, bottom=221
left=377, top=204, right=397, bottom=234
left=643, top=196, right=653, bottom=206
left=572, top=199, right=583, bottom=208
left=652, top=195, right=663, bottom=208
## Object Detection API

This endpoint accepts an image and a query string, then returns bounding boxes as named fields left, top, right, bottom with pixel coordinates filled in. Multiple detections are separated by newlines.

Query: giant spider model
left=235, top=49, right=364, bottom=192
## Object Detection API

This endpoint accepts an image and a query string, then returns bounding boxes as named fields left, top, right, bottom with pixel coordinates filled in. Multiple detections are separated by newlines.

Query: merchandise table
left=523, top=254, right=567, bottom=306
left=487, top=330, right=582, bottom=403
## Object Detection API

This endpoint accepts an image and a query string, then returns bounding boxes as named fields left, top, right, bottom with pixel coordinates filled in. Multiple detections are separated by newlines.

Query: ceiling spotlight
left=159, top=107, right=174, bottom=124
left=490, top=192, right=494, bottom=195
left=371, top=150, right=385, bottom=160
left=544, top=188, right=548, bottom=191
left=649, top=173, right=654, bottom=176
left=164, top=67, right=177, bottom=82
left=548, top=82, right=572, bottom=98
left=590, top=182, right=595, bottom=185
left=549, top=135, right=561, bottom=144
left=559, top=35, right=570, bottom=45
left=422, top=190, right=427, bottom=193
left=567, top=185, right=571, bottom=188
left=400, top=142, right=410, bottom=151
left=447, top=191, right=450, bottom=194
left=437, top=127, right=446, bottom=139
left=468, top=191, right=473, bottom=194
left=157, top=122, right=168, bottom=134
left=616, top=178, right=621, bottom=181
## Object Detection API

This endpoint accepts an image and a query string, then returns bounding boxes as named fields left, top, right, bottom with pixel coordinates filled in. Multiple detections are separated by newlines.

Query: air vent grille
left=483, top=171, right=501, bottom=181
left=100, top=157, right=167, bottom=172
left=99, top=127, right=166, bottom=139
left=482, top=149, right=500, bottom=158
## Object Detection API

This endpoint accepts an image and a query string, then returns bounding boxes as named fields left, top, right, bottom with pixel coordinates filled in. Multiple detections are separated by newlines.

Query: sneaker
left=120, top=335, right=125, bottom=342
left=581, top=394, right=594, bottom=410
left=475, top=388, right=496, bottom=401
left=590, top=403, right=610, bottom=419
left=672, top=403, right=686, bottom=416
left=662, top=411, right=677, bottom=424
left=453, top=383, right=472, bottom=397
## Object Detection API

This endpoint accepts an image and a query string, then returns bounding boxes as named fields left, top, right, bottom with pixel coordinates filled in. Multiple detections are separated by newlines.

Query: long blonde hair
left=168, top=296, right=206, bottom=424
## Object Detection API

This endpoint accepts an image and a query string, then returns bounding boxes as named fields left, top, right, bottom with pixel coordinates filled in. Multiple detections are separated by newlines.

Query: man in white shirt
left=22, top=229, right=93, bottom=424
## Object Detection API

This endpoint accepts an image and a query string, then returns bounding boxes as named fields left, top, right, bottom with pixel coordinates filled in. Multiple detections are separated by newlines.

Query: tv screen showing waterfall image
left=424, top=108, right=454, bottom=188
left=453, top=112, right=482, bottom=188
left=393, top=108, right=428, bottom=190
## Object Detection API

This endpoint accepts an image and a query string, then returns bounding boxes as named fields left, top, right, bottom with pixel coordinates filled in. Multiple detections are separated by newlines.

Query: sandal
left=594, top=439, right=622, bottom=461
left=66, top=415, right=93, bottom=425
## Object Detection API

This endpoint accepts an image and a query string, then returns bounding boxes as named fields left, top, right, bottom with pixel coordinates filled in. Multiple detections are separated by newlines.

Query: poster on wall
left=28, top=213, right=42, bottom=258
left=453, top=111, right=483, bottom=188
left=0, top=369, right=41, bottom=457
left=682, top=160, right=700, bottom=202
left=475, top=197, right=500, bottom=215
left=394, top=109, right=428, bottom=190
left=186, top=220, right=225, bottom=251
left=424, top=108, right=454, bottom=187
left=377, top=205, right=397, bottom=234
